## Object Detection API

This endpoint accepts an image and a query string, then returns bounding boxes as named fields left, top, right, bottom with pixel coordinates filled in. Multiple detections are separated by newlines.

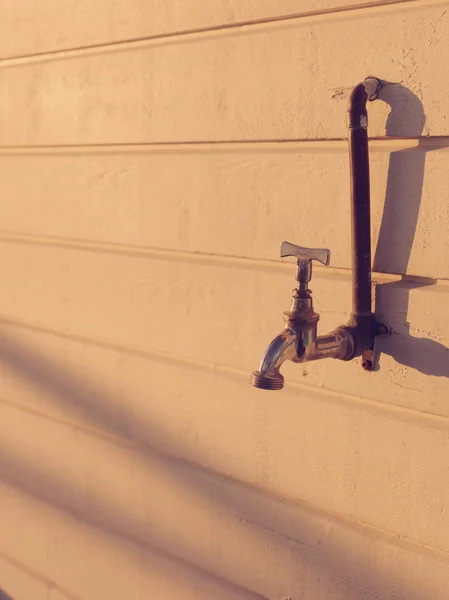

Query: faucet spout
left=251, top=324, right=354, bottom=390
left=251, top=328, right=298, bottom=390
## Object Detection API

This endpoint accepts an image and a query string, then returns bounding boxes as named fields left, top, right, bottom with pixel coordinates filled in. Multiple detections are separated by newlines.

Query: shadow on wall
left=373, top=82, right=449, bottom=377
left=0, top=590, right=14, bottom=600
left=0, top=329, right=434, bottom=600
left=0, top=83, right=446, bottom=600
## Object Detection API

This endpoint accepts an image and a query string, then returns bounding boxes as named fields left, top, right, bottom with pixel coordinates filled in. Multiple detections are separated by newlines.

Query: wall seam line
left=0, top=548, right=83, bottom=600
left=1, top=395, right=449, bottom=563
left=0, top=231, right=447, bottom=286
left=1, top=315, right=449, bottom=430
left=0, top=0, right=448, bottom=67
left=0, top=480, right=268, bottom=600
left=1, top=137, right=449, bottom=154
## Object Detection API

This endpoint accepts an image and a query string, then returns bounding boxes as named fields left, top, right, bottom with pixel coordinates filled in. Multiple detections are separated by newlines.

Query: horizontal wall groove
left=1, top=314, right=449, bottom=432
left=0, top=478, right=267, bottom=600
left=0, top=231, right=448, bottom=287
left=2, top=394, right=449, bottom=565
left=0, top=548, right=83, bottom=600
left=1, top=137, right=449, bottom=154
left=0, top=0, right=448, bottom=67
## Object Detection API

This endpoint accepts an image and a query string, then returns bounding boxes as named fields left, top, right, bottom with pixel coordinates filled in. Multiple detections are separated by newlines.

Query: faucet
left=251, top=77, right=391, bottom=391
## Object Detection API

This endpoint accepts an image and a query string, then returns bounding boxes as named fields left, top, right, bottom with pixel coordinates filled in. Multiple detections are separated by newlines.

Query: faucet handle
left=280, top=241, right=331, bottom=266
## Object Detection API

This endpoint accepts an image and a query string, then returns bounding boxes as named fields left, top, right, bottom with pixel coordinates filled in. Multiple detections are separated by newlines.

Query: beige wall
left=1, top=1, right=449, bottom=598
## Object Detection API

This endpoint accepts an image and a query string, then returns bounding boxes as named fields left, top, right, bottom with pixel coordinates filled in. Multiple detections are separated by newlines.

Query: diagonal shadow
left=0, top=591, right=14, bottom=600
left=372, top=82, right=449, bottom=377
left=0, top=83, right=445, bottom=600
left=0, top=443, right=433, bottom=600
left=0, top=327, right=437, bottom=599
left=0, top=448, right=265, bottom=600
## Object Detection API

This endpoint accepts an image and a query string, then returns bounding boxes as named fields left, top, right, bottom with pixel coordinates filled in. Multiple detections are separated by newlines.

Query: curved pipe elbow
left=347, top=77, right=382, bottom=130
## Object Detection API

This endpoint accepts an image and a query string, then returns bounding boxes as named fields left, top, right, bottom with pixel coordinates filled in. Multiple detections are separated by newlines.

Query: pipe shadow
left=0, top=328, right=436, bottom=599
left=372, top=82, right=449, bottom=377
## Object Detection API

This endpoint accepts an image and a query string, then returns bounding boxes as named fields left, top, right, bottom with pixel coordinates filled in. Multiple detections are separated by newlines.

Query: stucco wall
left=0, top=1, right=449, bottom=599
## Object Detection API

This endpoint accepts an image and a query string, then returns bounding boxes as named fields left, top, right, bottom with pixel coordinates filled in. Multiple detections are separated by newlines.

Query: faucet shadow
left=0, top=328, right=433, bottom=599
left=372, top=82, right=449, bottom=377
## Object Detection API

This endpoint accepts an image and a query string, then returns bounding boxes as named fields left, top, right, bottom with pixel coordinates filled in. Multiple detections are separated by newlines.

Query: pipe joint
left=347, top=77, right=383, bottom=129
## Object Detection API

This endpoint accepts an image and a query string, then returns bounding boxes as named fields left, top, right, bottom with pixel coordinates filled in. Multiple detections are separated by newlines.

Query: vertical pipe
left=348, top=117, right=372, bottom=315
left=347, top=78, right=381, bottom=317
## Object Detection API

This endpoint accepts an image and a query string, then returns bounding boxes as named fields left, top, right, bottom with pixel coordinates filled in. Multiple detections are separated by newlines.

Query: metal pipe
left=345, top=77, right=383, bottom=363
left=347, top=77, right=382, bottom=317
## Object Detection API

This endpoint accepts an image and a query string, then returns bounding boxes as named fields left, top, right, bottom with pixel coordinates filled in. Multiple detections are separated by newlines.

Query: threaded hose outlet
left=251, top=371, right=284, bottom=390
